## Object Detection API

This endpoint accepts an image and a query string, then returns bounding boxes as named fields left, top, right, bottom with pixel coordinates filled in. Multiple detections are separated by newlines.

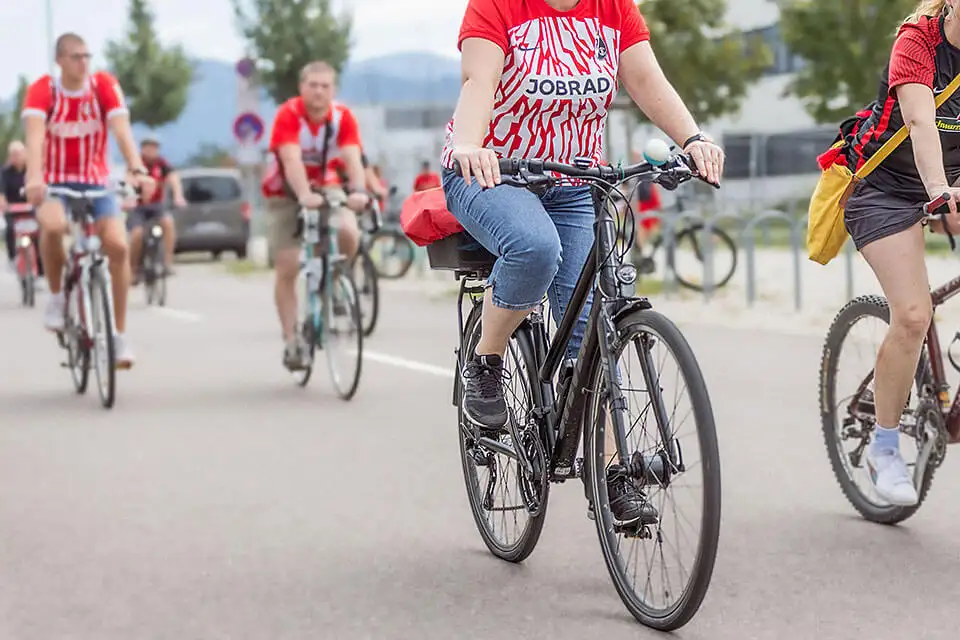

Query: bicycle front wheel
left=353, top=248, right=380, bottom=337
left=324, top=266, right=363, bottom=400
left=89, top=267, right=117, bottom=409
left=671, top=225, right=737, bottom=292
left=583, top=308, right=720, bottom=631
left=368, top=227, right=415, bottom=279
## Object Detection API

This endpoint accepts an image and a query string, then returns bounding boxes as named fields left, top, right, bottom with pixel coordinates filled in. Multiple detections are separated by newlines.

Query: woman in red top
left=834, top=0, right=960, bottom=508
left=440, top=0, right=723, bottom=526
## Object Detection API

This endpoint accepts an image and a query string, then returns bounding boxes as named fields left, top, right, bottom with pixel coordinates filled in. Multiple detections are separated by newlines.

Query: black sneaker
left=607, top=468, right=659, bottom=526
left=462, top=354, right=508, bottom=432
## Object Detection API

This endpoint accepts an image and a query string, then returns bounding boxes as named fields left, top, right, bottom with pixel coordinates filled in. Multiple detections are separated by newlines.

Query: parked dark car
left=172, top=168, right=250, bottom=260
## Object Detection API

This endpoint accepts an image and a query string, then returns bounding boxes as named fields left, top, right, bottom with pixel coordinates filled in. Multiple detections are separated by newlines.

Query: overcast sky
left=0, top=0, right=467, bottom=95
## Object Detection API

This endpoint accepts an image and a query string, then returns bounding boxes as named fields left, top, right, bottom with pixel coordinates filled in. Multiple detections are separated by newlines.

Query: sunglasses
left=66, top=53, right=92, bottom=61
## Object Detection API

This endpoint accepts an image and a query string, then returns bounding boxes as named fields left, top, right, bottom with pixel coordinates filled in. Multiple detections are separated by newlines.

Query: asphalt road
left=1, top=263, right=960, bottom=640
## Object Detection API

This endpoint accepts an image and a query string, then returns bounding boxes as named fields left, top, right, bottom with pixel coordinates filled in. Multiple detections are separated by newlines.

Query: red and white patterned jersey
left=261, top=97, right=362, bottom=198
left=21, top=71, right=128, bottom=186
left=440, top=0, right=650, bottom=172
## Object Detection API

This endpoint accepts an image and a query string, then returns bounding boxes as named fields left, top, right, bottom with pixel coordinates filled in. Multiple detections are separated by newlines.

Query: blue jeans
left=442, top=169, right=594, bottom=358
left=49, top=182, right=119, bottom=221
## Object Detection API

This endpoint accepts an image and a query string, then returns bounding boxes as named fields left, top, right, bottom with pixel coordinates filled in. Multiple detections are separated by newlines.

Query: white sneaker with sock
left=114, top=333, right=135, bottom=369
left=44, top=292, right=65, bottom=331
left=866, top=446, right=919, bottom=506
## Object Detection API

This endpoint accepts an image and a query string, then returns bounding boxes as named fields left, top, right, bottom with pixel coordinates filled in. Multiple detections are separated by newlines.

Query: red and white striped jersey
left=440, top=0, right=650, bottom=173
left=22, top=72, right=128, bottom=186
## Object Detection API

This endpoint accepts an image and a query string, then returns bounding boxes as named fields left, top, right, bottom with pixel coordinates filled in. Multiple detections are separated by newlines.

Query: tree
left=780, top=0, right=916, bottom=124
left=635, top=0, right=772, bottom=124
left=104, top=0, right=194, bottom=129
left=232, top=0, right=353, bottom=104
left=0, top=77, right=29, bottom=158
left=186, top=143, right=236, bottom=168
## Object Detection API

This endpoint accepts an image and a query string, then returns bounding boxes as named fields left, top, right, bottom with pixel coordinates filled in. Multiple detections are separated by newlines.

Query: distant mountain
left=2, top=52, right=462, bottom=165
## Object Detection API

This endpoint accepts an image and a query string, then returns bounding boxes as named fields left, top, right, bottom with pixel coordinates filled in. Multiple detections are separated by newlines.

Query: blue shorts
left=49, top=182, right=119, bottom=221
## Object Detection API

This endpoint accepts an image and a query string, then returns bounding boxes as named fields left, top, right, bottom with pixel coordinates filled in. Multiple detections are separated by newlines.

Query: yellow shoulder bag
left=806, top=73, right=960, bottom=265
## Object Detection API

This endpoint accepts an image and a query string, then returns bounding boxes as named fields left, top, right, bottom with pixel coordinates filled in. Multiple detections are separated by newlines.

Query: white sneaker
left=43, top=293, right=66, bottom=331
left=114, top=334, right=135, bottom=369
left=866, top=447, right=919, bottom=506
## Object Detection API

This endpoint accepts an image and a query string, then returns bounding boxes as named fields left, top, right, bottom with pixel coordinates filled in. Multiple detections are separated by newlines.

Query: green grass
left=223, top=260, right=271, bottom=276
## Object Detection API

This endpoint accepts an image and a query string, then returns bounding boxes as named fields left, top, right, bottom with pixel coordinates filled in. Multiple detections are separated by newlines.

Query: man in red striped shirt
left=22, top=32, right=155, bottom=368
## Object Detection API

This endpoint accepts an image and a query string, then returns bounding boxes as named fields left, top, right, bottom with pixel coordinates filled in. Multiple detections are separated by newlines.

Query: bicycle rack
left=698, top=210, right=745, bottom=302
left=740, top=209, right=805, bottom=311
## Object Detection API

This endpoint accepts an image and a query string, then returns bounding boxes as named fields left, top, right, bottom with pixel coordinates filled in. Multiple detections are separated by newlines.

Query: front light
left=150, top=225, right=163, bottom=238
left=616, top=262, right=637, bottom=285
left=18, top=236, right=31, bottom=248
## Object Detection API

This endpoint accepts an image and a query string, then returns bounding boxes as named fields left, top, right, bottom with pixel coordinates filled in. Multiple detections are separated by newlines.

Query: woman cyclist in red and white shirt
left=442, top=0, right=724, bottom=526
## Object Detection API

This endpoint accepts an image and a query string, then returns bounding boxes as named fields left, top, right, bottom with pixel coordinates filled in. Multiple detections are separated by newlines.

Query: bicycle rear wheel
left=671, top=225, right=737, bottom=292
left=353, top=248, right=380, bottom=336
left=64, top=281, right=90, bottom=394
left=368, top=227, right=415, bottom=279
left=89, top=267, right=117, bottom=408
left=584, top=308, right=720, bottom=631
left=324, top=265, right=363, bottom=400
left=456, top=306, right=550, bottom=563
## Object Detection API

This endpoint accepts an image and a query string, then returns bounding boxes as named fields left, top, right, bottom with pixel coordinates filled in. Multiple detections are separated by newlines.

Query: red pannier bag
left=399, top=187, right=463, bottom=247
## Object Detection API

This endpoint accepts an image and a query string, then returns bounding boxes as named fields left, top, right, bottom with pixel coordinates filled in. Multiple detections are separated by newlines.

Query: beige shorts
left=266, top=186, right=355, bottom=252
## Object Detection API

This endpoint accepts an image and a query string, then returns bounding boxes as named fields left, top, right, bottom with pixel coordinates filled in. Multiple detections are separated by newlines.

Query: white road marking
left=148, top=306, right=204, bottom=323
left=363, top=350, right=454, bottom=379
left=144, top=303, right=454, bottom=378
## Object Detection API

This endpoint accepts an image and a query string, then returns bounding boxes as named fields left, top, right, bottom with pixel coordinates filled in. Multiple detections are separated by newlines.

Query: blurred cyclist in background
left=412, top=160, right=441, bottom=192
left=0, top=141, right=44, bottom=278
left=127, top=136, right=187, bottom=283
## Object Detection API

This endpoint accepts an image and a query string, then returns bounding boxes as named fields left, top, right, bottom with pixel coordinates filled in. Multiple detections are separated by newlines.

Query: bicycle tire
left=354, top=248, right=380, bottom=337
left=671, top=225, right=737, bottom=292
left=583, top=308, right=721, bottom=631
left=324, top=267, right=363, bottom=400
left=369, top=228, right=415, bottom=279
left=89, top=268, right=117, bottom=409
left=65, top=283, right=90, bottom=395
left=456, top=305, right=550, bottom=563
left=819, top=295, right=937, bottom=525
left=291, top=267, right=318, bottom=388
left=19, top=246, right=36, bottom=307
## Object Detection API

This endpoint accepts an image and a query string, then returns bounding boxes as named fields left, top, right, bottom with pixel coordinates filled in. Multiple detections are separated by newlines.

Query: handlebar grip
left=924, top=191, right=952, bottom=214
left=452, top=158, right=519, bottom=178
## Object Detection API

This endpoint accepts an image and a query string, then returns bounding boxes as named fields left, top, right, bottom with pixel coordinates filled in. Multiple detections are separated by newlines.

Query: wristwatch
left=130, top=166, right=148, bottom=176
left=681, top=132, right=710, bottom=150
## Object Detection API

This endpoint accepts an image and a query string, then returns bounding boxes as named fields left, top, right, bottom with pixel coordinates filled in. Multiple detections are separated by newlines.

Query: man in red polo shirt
left=261, top=60, right=370, bottom=371
left=127, top=136, right=186, bottom=282
left=412, top=160, right=441, bottom=192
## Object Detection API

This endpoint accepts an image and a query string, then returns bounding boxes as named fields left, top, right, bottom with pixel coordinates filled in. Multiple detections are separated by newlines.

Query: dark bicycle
left=431, top=150, right=722, bottom=630
left=352, top=198, right=384, bottom=337
left=819, top=191, right=960, bottom=525
left=139, top=207, right=169, bottom=307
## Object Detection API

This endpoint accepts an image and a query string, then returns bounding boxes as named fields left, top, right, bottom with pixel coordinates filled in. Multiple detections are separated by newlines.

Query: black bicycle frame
left=457, top=182, right=659, bottom=481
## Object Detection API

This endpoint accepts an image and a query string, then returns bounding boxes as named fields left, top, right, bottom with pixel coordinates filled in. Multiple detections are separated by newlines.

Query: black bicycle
left=140, top=209, right=168, bottom=307
left=431, top=153, right=722, bottom=630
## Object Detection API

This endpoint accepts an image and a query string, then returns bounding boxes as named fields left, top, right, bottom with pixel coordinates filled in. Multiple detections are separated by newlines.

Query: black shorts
left=126, top=204, right=168, bottom=231
left=843, top=180, right=926, bottom=251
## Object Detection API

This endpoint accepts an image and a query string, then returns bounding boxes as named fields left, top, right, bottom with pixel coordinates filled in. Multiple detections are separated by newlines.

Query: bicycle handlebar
left=453, top=153, right=719, bottom=190
left=922, top=191, right=957, bottom=251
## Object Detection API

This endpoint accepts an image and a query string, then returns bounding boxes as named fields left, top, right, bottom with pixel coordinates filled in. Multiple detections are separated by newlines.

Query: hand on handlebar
left=128, top=172, right=156, bottom=201
left=24, top=181, right=46, bottom=207
left=452, top=144, right=501, bottom=188
left=346, top=191, right=370, bottom=213
left=924, top=187, right=960, bottom=235
left=682, top=139, right=724, bottom=187
left=298, top=191, right=327, bottom=210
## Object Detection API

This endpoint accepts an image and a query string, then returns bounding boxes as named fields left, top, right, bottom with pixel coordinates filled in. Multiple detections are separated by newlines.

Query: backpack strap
left=855, top=72, right=960, bottom=178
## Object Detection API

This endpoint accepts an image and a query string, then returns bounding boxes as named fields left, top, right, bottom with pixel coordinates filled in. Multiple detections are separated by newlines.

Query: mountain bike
left=431, top=151, right=722, bottom=630
left=7, top=203, right=39, bottom=307
left=49, top=184, right=129, bottom=409
left=353, top=198, right=383, bottom=337
left=290, top=189, right=363, bottom=400
left=366, top=188, right=415, bottom=280
left=819, top=191, right=959, bottom=525
left=140, top=208, right=168, bottom=307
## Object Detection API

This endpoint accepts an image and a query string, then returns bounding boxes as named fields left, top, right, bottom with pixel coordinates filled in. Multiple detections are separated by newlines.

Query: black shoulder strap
left=318, top=112, right=334, bottom=188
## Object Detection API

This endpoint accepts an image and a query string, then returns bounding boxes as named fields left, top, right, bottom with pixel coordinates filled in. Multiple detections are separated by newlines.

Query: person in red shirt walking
left=412, top=160, right=441, bottom=192
left=261, top=60, right=370, bottom=371
left=127, top=136, right=187, bottom=282
left=22, top=32, right=155, bottom=368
